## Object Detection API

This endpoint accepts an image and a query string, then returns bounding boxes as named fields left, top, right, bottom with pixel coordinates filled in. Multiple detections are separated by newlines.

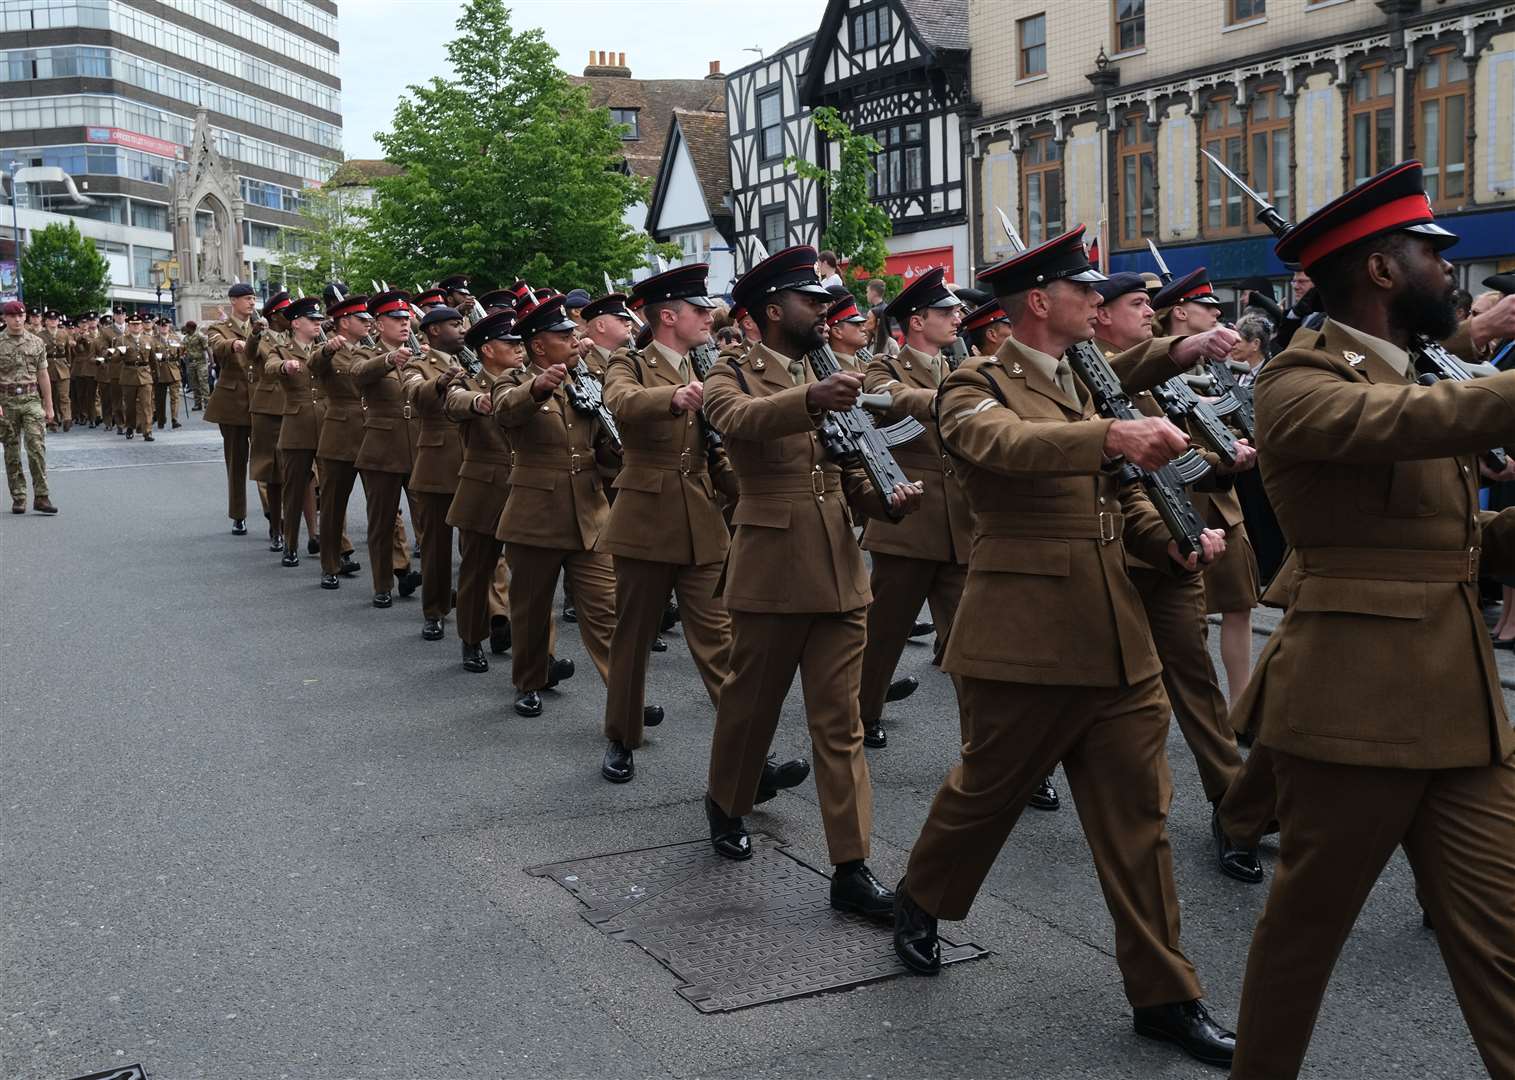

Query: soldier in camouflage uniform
left=182, top=320, right=209, bottom=411
left=0, top=299, right=57, bottom=513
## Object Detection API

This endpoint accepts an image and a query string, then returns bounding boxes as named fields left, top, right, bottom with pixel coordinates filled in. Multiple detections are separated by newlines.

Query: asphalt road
left=1, top=410, right=1496, bottom=1079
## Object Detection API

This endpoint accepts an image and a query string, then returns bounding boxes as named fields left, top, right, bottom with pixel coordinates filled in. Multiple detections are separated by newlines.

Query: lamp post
left=8, top=158, right=22, bottom=301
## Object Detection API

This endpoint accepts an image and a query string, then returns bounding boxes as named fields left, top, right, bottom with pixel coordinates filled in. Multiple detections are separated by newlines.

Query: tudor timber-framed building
left=968, top=0, right=1515, bottom=297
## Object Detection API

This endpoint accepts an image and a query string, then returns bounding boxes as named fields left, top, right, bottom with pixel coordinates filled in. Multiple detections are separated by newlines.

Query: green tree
left=788, top=106, right=895, bottom=286
left=352, top=0, right=650, bottom=293
left=268, top=186, right=363, bottom=298
left=19, top=220, right=109, bottom=314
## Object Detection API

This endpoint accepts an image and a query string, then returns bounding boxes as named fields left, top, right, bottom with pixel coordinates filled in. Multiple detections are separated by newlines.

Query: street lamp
left=8, top=158, right=22, bottom=301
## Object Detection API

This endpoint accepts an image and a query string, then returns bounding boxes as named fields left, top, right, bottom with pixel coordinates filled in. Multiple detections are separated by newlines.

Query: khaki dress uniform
left=97, top=322, right=124, bottom=430
left=204, top=317, right=254, bottom=521
left=352, top=348, right=422, bottom=595
left=311, top=341, right=368, bottom=576
left=42, top=327, right=70, bottom=430
left=402, top=348, right=466, bottom=622
left=248, top=323, right=286, bottom=538
left=444, top=367, right=531, bottom=650
left=857, top=344, right=972, bottom=728
left=491, top=363, right=619, bottom=691
left=152, top=334, right=183, bottom=428
left=899, top=337, right=1207, bottom=1010
left=117, top=332, right=154, bottom=436
left=71, top=330, right=99, bottom=426
left=271, top=338, right=320, bottom=553
left=701, top=341, right=896, bottom=865
left=598, top=338, right=739, bottom=748
left=1228, top=318, right=1515, bottom=1079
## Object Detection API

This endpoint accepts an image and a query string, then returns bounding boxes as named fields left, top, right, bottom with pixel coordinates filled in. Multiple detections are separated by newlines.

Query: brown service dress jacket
left=444, top=367, right=518, bottom=534
left=248, top=325, right=286, bottom=418
left=117, top=335, right=154, bottom=387
left=860, top=344, right=972, bottom=564
left=1239, top=319, right=1515, bottom=769
left=701, top=341, right=892, bottom=614
left=491, top=364, right=617, bottom=550
left=203, top=317, right=253, bottom=425
left=402, top=348, right=466, bottom=496
left=311, top=342, right=368, bottom=462
left=935, top=337, right=1181, bottom=688
left=70, top=331, right=99, bottom=378
left=352, top=348, right=419, bottom=475
left=271, top=340, right=320, bottom=451
left=597, top=344, right=738, bottom=567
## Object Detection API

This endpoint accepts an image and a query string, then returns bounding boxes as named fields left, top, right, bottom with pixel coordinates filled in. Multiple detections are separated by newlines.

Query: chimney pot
left=588, top=49, right=595, bottom=64
left=618, top=52, right=626, bottom=66
left=598, top=50, right=607, bottom=65
left=709, top=60, right=720, bottom=75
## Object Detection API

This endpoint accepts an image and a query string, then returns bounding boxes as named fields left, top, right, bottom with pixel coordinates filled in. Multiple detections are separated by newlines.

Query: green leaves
left=18, top=221, right=108, bottom=315
left=787, top=106, right=893, bottom=283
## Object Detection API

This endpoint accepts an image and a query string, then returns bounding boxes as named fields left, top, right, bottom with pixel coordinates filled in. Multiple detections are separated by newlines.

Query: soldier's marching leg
left=796, top=606, right=873, bottom=864
left=673, top=560, right=732, bottom=705
left=412, top=491, right=455, bottom=625
left=488, top=552, right=511, bottom=653
left=1218, top=744, right=1279, bottom=849
left=456, top=529, right=503, bottom=655
left=168, top=380, right=182, bottom=427
left=361, top=469, right=404, bottom=601
left=1, top=405, right=26, bottom=505
left=14, top=396, right=49, bottom=504
left=392, top=512, right=411, bottom=577
left=154, top=381, right=166, bottom=428
left=561, top=548, right=616, bottom=684
left=317, top=457, right=358, bottom=579
left=53, top=374, right=70, bottom=430
left=133, top=382, right=153, bottom=439
left=280, top=449, right=315, bottom=558
left=858, top=554, right=945, bottom=748
left=604, top=557, right=679, bottom=749
left=219, top=423, right=250, bottom=524
left=505, top=542, right=569, bottom=713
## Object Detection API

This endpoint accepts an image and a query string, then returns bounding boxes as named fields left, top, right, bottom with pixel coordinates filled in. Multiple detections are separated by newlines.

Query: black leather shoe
left=141, top=433, right=153, bottom=442
left=396, top=569, right=421, bottom=597
left=643, top=704, right=664, bottom=728
left=863, top=719, right=887, bottom=748
left=660, top=601, right=680, bottom=631
left=893, top=883, right=941, bottom=974
left=650, top=636, right=668, bottom=653
left=1028, top=775, right=1060, bottom=811
left=461, top=642, right=488, bottom=673
left=489, top=615, right=512, bottom=655
left=755, top=755, right=811, bottom=804
left=372, top=591, right=393, bottom=609
left=306, top=536, right=320, bottom=555
left=909, top=620, right=934, bottom=639
left=602, top=740, right=634, bottom=783
left=1132, top=1000, right=1236, bottom=1068
left=338, top=554, right=361, bottom=576
left=885, top=675, right=918, bottom=703
left=705, top=794, right=751, bottom=860
left=320, top=574, right=339, bottom=590
left=422, top=618, right=444, bottom=641
left=232, top=519, right=247, bottom=535
left=562, top=604, right=577, bottom=623
left=514, top=689, right=543, bottom=717
left=281, top=548, right=299, bottom=567
left=830, top=862, right=894, bottom=920
left=545, top=655, right=575, bottom=688
left=1211, top=806, right=1263, bottom=884
left=126, top=430, right=134, bottom=439
left=270, top=536, right=285, bottom=552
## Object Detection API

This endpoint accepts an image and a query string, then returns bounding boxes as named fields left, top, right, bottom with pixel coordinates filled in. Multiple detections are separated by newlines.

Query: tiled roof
left=898, top=0, right=969, bottom=52
left=672, top=110, right=731, bottom=216
left=573, top=74, right=727, bottom=180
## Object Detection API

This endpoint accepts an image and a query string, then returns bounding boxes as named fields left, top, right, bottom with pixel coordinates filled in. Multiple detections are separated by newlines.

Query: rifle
left=564, top=364, right=620, bottom=451
left=1202, top=358, right=1256, bottom=441
left=1202, top=147, right=1508, bottom=472
left=805, top=342, right=925, bottom=520
left=995, top=204, right=1209, bottom=555
left=686, top=340, right=726, bottom=459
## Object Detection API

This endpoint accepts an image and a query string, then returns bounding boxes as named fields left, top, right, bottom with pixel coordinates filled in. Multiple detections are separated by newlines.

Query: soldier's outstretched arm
left=702, top=359, right=817, bottom=440
left=937, top=367, right=1113, bottom=479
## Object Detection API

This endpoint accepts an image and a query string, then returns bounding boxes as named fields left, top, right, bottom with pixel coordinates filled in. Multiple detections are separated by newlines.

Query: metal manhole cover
left=527, top=836, right=987, bottom=1012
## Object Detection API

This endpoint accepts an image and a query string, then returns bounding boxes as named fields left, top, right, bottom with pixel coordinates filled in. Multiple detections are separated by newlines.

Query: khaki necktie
left=788, top=358, right=808, bottom=385
left=1054, top=358, right=1078, bottom=402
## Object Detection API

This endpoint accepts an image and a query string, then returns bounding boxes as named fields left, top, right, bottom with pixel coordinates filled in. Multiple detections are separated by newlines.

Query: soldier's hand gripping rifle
left=524, top=283, right=620, bottom=451
left=1201, top=147, right=1506, bottom=470
left=996, top=207, right=1209, bottom=555
left=686, top=340, right=727, bottom=462
left=805, top=342, right=925, bottom=520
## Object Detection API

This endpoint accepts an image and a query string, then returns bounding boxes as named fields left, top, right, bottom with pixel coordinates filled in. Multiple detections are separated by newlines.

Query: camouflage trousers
left=189, top=360, right=209, bottom=407
left=0, top=393, right=48, bottom=499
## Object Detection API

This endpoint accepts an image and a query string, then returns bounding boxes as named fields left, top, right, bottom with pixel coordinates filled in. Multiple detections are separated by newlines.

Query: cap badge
left=1010, top=361, right=1024, bottom=375
left=752, top=356, right=766, bottom=371
left=646, top=353, right=657, bottom=367
left=1343, top=351, right=1365, bottom=367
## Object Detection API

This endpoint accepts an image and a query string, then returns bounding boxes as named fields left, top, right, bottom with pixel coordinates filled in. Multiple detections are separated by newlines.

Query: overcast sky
left=338, top=0, right=829, bottom=161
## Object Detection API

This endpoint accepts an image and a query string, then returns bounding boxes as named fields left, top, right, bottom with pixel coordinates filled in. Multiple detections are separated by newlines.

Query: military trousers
left=393, top=512, right=412, bottom=577
left=360, top=469, right=417, bottom=595
left=858, top=553, right=966, bottom=724
left=489, top=551, right=510, bottom=621
left=48, top=372, right=70, bottom=428
left=153, top=380, right=182, bottom=427
left=279, top=448, right=316, bottom=552
left=902, top=673, right=1204, bottom=1008
left=121, top=381, right=152, bottom=435
left=73, top=376, right=96, bottom=424
left=1231, top=751, right=1515, bottom=1079
left=99, top=380, right=116, bottom=427
left=503, top=542, right=615, bottom=691
left=604, top=557, right=731, bottom=748
left=249, top=412, right=283, bottom=485
left=217, top=423, right=250, bottom=520
left=0, top=393, right=48, bottom=499
left=411, top=490, right=456, bottom=621
left=707, top=607, right=873, bottom=865
left=189, top=362, right=208, bottom=408
left=317, top=457, right=359, bottom=575
left=1129, top=566, right=1244, bottom=803
left=456, top=529, right=503, bottom=646
left=1219, top=743, right=1279, bottom=849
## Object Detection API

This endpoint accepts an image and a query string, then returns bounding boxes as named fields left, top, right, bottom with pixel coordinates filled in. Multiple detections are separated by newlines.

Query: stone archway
left=170, top=109, right=247, bottom=321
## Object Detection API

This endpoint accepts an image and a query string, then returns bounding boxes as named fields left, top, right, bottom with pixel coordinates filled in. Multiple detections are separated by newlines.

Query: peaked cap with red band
left=261, top=291, right=291, bottom=319
left=826, top=295, right=867, bottom=325
left=1151, top=267, right=1222, bottom=311
left=962, top=300, right=1009, bottom=334
left=978, top=225, right=1106, bottom=298
left=885, top=266, right=963, bottom=322
left=413, top=287, right=446, bottom=307
left=327, top=293, right=369, bottom=319
left=1275, top=160, right=1456, bottom=271
left=730, top=244, right=832, bottom=314
left=367, top=290, right=413, bottom=318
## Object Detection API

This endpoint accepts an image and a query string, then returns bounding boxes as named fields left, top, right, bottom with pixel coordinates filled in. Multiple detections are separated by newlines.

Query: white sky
left=338, top=0, right=829, bottom=161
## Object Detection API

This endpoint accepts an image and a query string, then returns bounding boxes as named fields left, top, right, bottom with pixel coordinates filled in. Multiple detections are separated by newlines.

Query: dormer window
left=610, top=108, right=640, bottom=140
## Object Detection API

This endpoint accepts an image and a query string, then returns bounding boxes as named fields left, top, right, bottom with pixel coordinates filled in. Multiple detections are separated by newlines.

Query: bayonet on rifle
left=1146, top=239, right=1173, bottom=283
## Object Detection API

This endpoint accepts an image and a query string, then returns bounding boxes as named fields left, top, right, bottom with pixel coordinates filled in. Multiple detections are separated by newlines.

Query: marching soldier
left=97, top=306, right=126, bottom=434
left=41, top=311, right=70, bottom=432
left=1228, top=162, right=1515, bottom=1079
left=889, top=228, right=1236, bottom=1069
left=152, top=317, right=184, bottom=430
left=597, top=269, right=737, bottom=782
left=445, top=309, right=526, bottom=672
left=0, top=299, right=56, bottom=513
left=310, top=293, right=369, bottom=589
left=353, top=291, right=424, bottom=607
left=1154, top=267, right=1224, bottom=338
left=578, top=293, right=636, bottom=374
left=70, top=312, right=100, bottom=428
left=491, top=294, right=618, bottom=717
left=438, top=275, right=477, bottom=324
left=182, top=320, right=210, bottom=411
left=402, top=306, right=468, bottom=641
left=269, top=297, right=325, bottom=566
left=700, top=245, right=922, bottom=917
left=249, top=293, right=290, bottom=551
left=204, top=283, right=257, bottom=533
left=962, top=300, right=1011, bottom=357
left=118, top=313, right=155, bottom=441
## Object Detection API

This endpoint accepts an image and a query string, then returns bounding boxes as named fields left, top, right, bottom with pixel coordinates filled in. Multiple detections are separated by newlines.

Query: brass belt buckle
left=509, top=449, right=518, bottom=468
left=811, top=467, right=825, bottom=497
left=679, top=449, right=692, bottom=475
left=1099, top=511, right=1117, bottom=544
left=402, top=403, right=412, bottom=419
left=570, top=452, right=582, bottom=474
